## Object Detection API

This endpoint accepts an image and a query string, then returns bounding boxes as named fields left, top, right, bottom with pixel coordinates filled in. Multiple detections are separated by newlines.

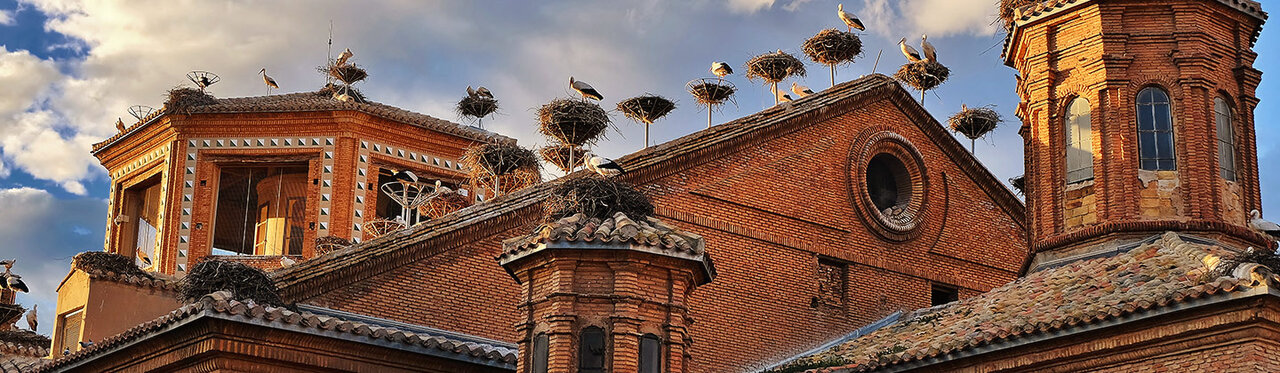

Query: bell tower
left=1004, top=0, right=1270, bottom=269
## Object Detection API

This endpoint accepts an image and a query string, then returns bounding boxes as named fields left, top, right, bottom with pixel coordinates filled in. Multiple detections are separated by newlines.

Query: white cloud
left=857, top=0, right=998, bottom=38
left=0, top=9, right=13, bottom=25
left=727, top=0, right=776, bottom=14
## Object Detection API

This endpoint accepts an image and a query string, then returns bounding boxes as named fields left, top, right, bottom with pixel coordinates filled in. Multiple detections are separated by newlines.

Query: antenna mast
left=326, top=20, right=334, bottom=85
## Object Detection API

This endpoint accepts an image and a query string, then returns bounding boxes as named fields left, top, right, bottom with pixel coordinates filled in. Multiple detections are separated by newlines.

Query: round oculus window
left=849, top=130, right=928, bottom=241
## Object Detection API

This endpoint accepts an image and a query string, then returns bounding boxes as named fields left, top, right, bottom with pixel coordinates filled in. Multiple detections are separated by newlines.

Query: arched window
left=1065, top=97, right=1094, bottom=183
left=579, top=327, right=606, bottom=373
left=1214, top=97, right=1236, bottom=181
left=1137, top=87, right=1176, bottom=170
left=531, top=333, right=549, bottom=373
left=639, top=334, right=662, bottom=373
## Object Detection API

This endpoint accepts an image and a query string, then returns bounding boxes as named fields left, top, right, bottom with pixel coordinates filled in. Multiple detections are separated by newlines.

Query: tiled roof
left=779, top=232, right=1271, bottom=372
left=0, top=329, right=50, bottom=360
left=0, top=356, right=46, bottom=373
left=499, top=212, right=708, bottom=264
left=37, top=291, right=517, bottom=372
left=92, top=90, right=511, bottom=154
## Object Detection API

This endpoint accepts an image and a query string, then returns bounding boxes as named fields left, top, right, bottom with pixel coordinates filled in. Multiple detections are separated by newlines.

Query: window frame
left=639, top=333, right=663, bottom=373
left=1064, top=96, right=1095, bottom=184
left=1214, top=96, right=1237, bottom=181
left=1136, top=87, right=1177, bottom=171
left=930, top=283, right=959, bottom=306
left=578, top=326, right=607, bottom=373
left=530, top=332, right=549, bottom=373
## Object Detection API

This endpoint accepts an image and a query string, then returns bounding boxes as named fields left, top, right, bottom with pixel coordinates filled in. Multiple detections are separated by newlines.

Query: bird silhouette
left=570, top=77, right=603, bottom=100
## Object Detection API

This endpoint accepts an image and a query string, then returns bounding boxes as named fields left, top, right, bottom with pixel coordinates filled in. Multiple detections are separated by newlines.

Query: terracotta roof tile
left=499, top=212, right=706, bottom=264
left=0, top=329, right=50, bottom=360
left=781, top=232, right=1270, bottom=372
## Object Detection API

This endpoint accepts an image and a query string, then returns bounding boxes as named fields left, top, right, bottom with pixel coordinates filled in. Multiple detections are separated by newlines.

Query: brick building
left=9, top=0, right=1280, bottom=371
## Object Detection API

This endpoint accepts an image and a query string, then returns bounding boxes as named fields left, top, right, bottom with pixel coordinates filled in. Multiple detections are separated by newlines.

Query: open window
left=931, top=283, right=959, bottom=306
left=212, top=164, right=309, bottom=256
left=117, top=175, right=162, bottom=270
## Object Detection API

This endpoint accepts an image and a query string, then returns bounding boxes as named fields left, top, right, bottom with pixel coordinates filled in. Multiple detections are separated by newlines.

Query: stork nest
left=999, top=0, right=1043, bottom=29
left=545, top=177, right=654, bottom=222
left=316, top=83, right=367, bottom=103
left=456, top=95, right=499, bottom=119
left=313, top=236, right=353, bottom=256
left=617, top=95, right=676, bottom=125
left=328, top=64, right=369, bottom=85
left=164, top=87, right=217, bottom=115
left=539, top=143, right=587, bottom=173
left=947, top=105, right=1003, bottom=140
left=893, top=61, right=950, bottom=92
left=73, top=251, right=152, bottom=278
left=462, top=143, right=541, bottom=177
left=803, top=29, right=863, bottom=66
left=362, top=217, right=407, bottom=239
left=745, top=50, right=807, bottom=83
left=0, top=330, right=50, bottom=347
left=473, top=172, right=542, bottom=196
left=179, top=259, right=286, bottom=307
left=537, top=98, right=612, bottom=146
left=687, top=79, right=738, bottom=107
left=419, top=190, right=472, bottom=219
left=1009, top=175, right=1027, bottom=196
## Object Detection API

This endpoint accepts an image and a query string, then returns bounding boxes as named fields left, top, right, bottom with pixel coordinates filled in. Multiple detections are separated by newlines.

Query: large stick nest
left=165, top=87, right=217, bottom=115
left=545, top=177, right=654, bottom=222
left=462, top=143, right=541, bottom=177
left=316, top=83, right=366, bottom=103
left=803, top=29, right=864, bottom=66
left=617, top=95, right=676, bottom=125
left=537, top=98, right=612, bottom=146
left=687, top=78, right=738, bottom=107
left=178, top=259, right=286, bottom=307
left=313, top=236, right=352, bottom=256
left=1009, top=175, right=1026, bottom=196
left=456, top=95, right=499, bottom=119
left=947, top=105, right=1003, bottom=140
left=745, top=50, right=807, bottom=83
left=474, top=172, right=542, bottom=196
left=419, top=190, right=472, bottom=219
left=328, top=64, right=369, bottom=85
left=362, top=217, right=407, bottom=239
left=0, top=330, right=50, bottom=346
left=73, top=251, right=152, bottom=278
left=893, top=61, right=951, bottom=92
left=999, top=0, right=1043, bottom=30
left=539, top=143, right=586, bottom=173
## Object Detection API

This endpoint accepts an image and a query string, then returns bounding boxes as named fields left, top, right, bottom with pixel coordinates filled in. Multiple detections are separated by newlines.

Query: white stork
left=570, top=77, right=603, bottom=101
left=791, top=82, right=815, bottom=98
left=772, top=85, right=794, bottom=103
left=1251, top=210, right=1280, bottom=239
left=433, top=180, right=454, bottom=195
left=899, top=38, right=924, bottom=63
left=115, top=118, right=126, bottom=133
left=711, top=62, right=734, bottom=78
left=921, top=34, right=938, bottom=63
left=838, top=4, right=865, bottom=32
left=476, top=86, right=493, bottom=99
left=3, top=272, right=28, bottom=293
left=26, top=305, right=36, bottom=331
left=586, top=152, right=623, bottom=177
left=260, top=68, right=280, bottom=93
left=336, top=48, right=354, bottom=67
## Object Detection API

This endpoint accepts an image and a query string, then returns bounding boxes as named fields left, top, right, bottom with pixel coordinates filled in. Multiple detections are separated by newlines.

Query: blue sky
left=0, top=0, right=1275, bottom=335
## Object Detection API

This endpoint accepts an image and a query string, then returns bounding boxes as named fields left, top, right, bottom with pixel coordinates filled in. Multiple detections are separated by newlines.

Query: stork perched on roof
left=259, top=68, right=279, bottom=93
left=791, top=82, right=814, bottom=98
left=585, top=152, right=623, bottom=177
left=838, top=4, right=865, bottom=32
left=921, top=34, right=938, bottom=63
left=115, top=118, right=126, bottom=133
left=899, top=37, right=925, bottom=63
left=1251, top=210, right=1280, bottom=239
left=26, top=305, right=36, bottom=331
left=772, top=85, right=794, bottom=103
left=711, top=62, right=733, bottom=78
left=335, top=48, right=354, bottom=67
left=570, top=77, right=603, bottom=101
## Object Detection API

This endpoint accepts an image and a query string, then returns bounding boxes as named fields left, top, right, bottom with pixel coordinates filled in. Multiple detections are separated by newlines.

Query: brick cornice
left=1034, top=219, right=1276, bottom=252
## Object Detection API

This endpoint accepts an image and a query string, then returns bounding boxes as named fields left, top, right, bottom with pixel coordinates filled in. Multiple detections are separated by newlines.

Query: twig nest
left=687, top=78, right=738, bottom=107
left=179, top=259, right=286, bottom=307
left=947, top=105, right=1003, bottom=140
left=539, top=143, right=586, bottom=173
left=456, top=95, right=499, bottom=119
left=1009, top=175, right=1026, bottom=196
left=462, top=143, right=541, bottom=177
left=1000, top=0, right=1042, bottom=30
left=362, top=217, right=406, bottom=239
left=745, top=50, right=807, bottom=83
left=165, top=87, right=216, bottom=114
left=803, top=29, right=863, bottom=66
left=419, top=190, right=472, bottom=219
left=545, top=177, right=654, bottom=222
left=537, top=98, right=612, bottom=146
left=316, top=83, right=366, bottom=103
left=893, top=61, right=950, bottom=92
left=329, top=64, right=369, bottom=85
left=73, top=251, right=152, bottom=278
left=617, top=95, right=676, bottom=125
left=314, top=236, right=352, bottom=255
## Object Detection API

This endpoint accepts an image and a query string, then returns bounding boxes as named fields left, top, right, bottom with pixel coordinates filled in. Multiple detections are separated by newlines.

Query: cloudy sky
left=1, top=0, right=1277, bottom=335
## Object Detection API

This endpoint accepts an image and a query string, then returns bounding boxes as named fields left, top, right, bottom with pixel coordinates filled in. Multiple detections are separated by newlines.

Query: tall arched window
left=1214, top=97, right=1236, bottom=181
left=579, top=327, right=606, bottom=373
left=531, top=333, right=549, bottom=373
left=1065, top=97, right=1094, bottom=184
left=1137, top=87, right=1176, bottom=170
left=639, top=334, right=662, bottom=373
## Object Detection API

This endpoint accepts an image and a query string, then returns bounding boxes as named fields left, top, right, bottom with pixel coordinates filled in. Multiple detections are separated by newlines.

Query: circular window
left=849, top=130, right=928, bottom=241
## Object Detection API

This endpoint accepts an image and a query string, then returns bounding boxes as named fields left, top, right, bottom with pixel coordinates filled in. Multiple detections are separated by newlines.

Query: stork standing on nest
left=570, top=77, right=604, bottom=101
left=467, top=86, right=494, bottom=99
left=259, top=68, right=279, bottom=95
left=791, top=82, right=814, bottom=98
left=921, top=34, right=938, bottom=63
left=2, top=272, right=27, bottom=293
left=838, top=4, right=865, bottom=32
left=711, top=62, right=733, bottom=81
left=899, top=38, right=924, bottom=63
left=26, top=305, right=36, bottom=331
left=586, top=152, right=623, bottom=177
left=335, top=48, right=354, bottom=67
left=1251, top=210, right=1280, bottom=240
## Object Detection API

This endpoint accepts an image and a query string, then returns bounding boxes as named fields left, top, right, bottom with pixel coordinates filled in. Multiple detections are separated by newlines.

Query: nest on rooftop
left=314, top=236, right=352, bottom=256
left=362, top=217, right=407, bottom=239
left=1009, top=175, right=1027, bottom=196
left=328, top=64, right=369, bottom=85
left=803, top=29, right=863, bottom=66
left=164, top=87, right=217, bottom=115
left=178, top=259, right=286, bottom=307
left=73, top=251, right=152, bottom=278
left=687, top=79, right=738, bottom=107
left=893, top=61, right=951, bottom=92
left=418, top=190, right=472, bottom=219
left=462, top=143, right=542, bottom=195
left=545, top=177, right=654, bottom=222
left=539, top=143, right=586, bottom=173
left=617, top=95, right=676, bottom=125
left=745, top=50, right=807, bottom=83
left=456, top=95, right=499, bottom=119
left=0, top=330, right=50, bottom=347
left=999, top=0, right=1042, bottom=29
left=316, top=83, right=367, bottom=103
left=947, top=105, right=1003, bottom=140
left=538, top=99, right=611, bottom=146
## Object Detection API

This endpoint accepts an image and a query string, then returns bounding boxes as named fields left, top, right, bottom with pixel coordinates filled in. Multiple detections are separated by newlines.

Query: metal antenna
left=326, top=20, right=334, bottom=85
